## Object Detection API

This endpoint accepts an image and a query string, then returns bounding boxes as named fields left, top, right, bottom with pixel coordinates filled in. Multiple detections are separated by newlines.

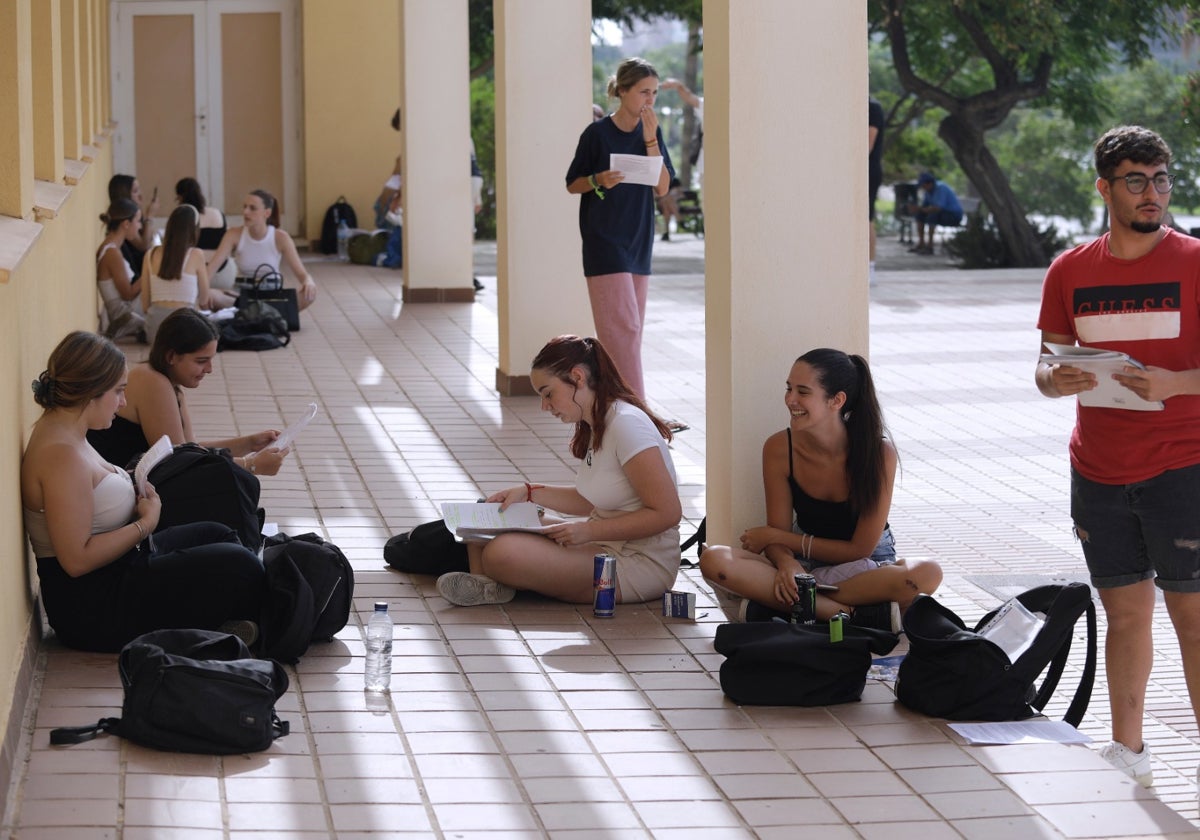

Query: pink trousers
left=586, top=272, right=649, bottom=399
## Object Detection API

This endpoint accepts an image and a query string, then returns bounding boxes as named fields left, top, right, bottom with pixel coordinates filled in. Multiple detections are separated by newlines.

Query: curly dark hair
left=1094, top=125, right=1172, bottom=180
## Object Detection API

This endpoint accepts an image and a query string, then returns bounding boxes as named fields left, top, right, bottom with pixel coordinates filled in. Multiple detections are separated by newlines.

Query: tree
left=873, top=0, right=1200, bottom=267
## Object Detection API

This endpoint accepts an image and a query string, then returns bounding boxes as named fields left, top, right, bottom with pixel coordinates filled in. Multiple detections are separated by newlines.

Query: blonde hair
left=606, top=57, right=659, bottom=100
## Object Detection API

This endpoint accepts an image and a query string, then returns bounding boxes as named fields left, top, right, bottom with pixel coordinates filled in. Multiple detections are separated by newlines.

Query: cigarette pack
left=661, top=590, right=696, bottom=620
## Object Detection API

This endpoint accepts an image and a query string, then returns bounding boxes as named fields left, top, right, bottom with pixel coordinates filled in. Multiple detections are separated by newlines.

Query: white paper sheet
left=134, top=435, right=173, bottom=496
left=949, top=720, right=1093, bottom=745
left=268, top=402, right=318, bottom=452
left=441, top=501, right=555, bottom=538
left=610, top=154, right=664, bottom=187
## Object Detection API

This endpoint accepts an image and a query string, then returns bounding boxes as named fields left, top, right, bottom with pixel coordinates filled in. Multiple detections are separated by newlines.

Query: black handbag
left=383, top=518, right=470, bottom=576
left=49, top=629, right=290, bottom=754
left=237, top=263, right=300, bottom=331
left=714, top=620, right=899, bottom=706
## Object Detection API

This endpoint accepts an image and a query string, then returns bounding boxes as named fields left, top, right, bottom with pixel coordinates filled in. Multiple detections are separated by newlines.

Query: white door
left=110, top=0, right=300, bottom=232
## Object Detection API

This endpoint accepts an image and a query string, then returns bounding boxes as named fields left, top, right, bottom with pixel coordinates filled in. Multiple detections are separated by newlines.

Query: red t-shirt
left=1038, top=228, right=1200, bottom=483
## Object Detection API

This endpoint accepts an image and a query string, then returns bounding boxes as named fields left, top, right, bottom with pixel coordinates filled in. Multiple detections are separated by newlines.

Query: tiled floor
left=4, top=236, right=1200, bottom=838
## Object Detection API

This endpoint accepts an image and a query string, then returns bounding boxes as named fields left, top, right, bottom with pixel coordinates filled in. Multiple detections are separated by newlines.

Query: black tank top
left=786, top=428, right=858, bottom=541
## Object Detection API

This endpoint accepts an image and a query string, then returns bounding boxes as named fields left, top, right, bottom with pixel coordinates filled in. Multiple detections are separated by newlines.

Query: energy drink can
left=593, top=553, right=616, bottom=618
left=790, top=573, right=817, bottom=625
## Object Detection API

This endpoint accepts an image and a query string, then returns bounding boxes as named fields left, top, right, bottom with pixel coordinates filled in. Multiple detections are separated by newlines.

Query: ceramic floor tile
left=8, top=255, right=1200, bottom=838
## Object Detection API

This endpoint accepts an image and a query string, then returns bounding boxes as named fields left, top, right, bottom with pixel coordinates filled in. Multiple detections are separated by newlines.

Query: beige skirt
left=589, top=512, right=681, bottom=603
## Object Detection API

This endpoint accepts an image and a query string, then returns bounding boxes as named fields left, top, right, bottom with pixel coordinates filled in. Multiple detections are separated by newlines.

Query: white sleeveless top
left=96, top=242, right=135, bottom=312
left=24, top=469, right=136, bottom=559
left=234, top=225, right=282, bottom=277
left=149, top=270, right=199, bottom=305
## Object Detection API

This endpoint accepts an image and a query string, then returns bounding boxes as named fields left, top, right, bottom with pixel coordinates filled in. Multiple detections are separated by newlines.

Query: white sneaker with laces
left=436, top=572, right=516, bottom=607
left=1099, top=740, right=1153, bottom=788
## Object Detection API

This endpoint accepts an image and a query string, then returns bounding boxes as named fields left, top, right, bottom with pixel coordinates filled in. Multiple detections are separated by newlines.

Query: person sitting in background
left=88, top=309, right=290, bottom=475
left=205, top=189, right=317, bottom=309
left=21, top=331, right=265, bottom=652
left=906, top=172, right=963, bottom=255
left=139, top=204, right=211, bottom=345
left=656, top=177, right=684, bottom=242
left=437, top=335, right=682, bottom=607
left=699, top=348, right=943, bottom=628
left=108, top=174, right=159, bottom=279
left=175, top=177, right=237, bottom=309
left=96, top=199, right=146, bottom=342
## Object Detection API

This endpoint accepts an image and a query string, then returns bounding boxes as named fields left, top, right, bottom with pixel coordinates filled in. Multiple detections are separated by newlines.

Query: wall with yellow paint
left=300, top=0, right=402, bottom=245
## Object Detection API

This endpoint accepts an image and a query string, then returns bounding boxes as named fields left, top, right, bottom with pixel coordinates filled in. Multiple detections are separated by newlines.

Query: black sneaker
left=848, top=602, right=901, bottom=633
left=739, top=599, right=789, bottom=623
left=473, top=277, right=484, bottom=291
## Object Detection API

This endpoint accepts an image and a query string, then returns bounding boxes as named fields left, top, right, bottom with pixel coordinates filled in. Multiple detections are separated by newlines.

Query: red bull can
left=593, top=553, right=616, bottom=618
left=790, top=573, right=817, bottom=625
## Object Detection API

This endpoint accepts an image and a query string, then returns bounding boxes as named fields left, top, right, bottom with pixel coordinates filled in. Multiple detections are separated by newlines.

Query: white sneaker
left=1099, top=740, right=1153, bottom=788
left=436, top=572, right=516, bottom=607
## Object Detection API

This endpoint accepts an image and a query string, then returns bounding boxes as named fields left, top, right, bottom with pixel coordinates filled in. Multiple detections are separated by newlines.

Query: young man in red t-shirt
left=1037, top=125, right=1200, bottom=791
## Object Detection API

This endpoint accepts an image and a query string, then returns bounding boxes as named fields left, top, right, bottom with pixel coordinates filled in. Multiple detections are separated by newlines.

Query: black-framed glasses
left=1109, top=173, right=1175, bottom=194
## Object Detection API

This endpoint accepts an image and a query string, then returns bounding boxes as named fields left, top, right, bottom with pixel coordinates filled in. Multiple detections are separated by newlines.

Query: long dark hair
left=531, top=335, right=671, bottom=460
left=32, top=332, right=126, bottom=411
left=175, top=177, right=207, bottom=212
left=250, top=189, right=281, bottom=227
left=798, top=348, right=893, bottom=516
left=148, top=309, right=218, bottom=380
left=157, top=205, right=199, bottom=280
left=108, top=174, right=136, bottom=204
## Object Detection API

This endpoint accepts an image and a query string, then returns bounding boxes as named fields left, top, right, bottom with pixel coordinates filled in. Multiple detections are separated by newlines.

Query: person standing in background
left=869, top=98, right=885, bottom=286
left=566, top=57, right=674, bottom=405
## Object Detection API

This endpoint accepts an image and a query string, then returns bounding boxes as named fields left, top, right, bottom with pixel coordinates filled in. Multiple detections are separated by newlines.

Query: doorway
left=110, top=0, right=300, bottom=232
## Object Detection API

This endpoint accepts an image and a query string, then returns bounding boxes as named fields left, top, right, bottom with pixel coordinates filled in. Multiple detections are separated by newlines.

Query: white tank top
left=234, top=225, right=282, bottom=277
left=149, top=247, right=200, bottom=305
left=96, top=242, right=134, bottom=308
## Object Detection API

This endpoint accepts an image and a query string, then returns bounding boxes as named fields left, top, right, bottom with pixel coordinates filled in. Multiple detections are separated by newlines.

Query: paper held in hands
left=1040, top=342, right=1164, bottom=411
left=441, top=502, right=555, bottom=540
left=609, top=154, right=663, bottom=187
left=267, top=402, right=318, bottom=452
left=134, top=435, right=173, bottom=496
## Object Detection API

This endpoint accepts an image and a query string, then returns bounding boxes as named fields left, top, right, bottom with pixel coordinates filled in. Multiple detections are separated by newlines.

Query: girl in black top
left=699, top=349, right=942, bottom=625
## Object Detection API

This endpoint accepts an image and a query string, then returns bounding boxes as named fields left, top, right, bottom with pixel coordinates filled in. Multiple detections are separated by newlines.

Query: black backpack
left=896, top=583, right=1097, bottom=726
left=714, top=620, right=899, bottom=706
left=319, top=196, right=357, bottom=254
left=383, top=519, right=469, bottom=576
left=148, top=443, right=265, bottom=554
left=50, top=629, right=290, bottom=754
left=218, top=301, right=291, bottom=352
left=259, top=532, right=355, bottom=663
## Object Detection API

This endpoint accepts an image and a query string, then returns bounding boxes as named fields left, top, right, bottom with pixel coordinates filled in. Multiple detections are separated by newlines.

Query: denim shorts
left=1071, top=464, right=1200, bottom=593
left=797, top=526, right=896, bottom=586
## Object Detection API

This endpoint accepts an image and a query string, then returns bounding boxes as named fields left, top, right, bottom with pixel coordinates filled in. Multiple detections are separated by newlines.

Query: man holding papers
left=1036, top=125, right=1200, bottom=790
left=566, top=57, right=673, bottom=404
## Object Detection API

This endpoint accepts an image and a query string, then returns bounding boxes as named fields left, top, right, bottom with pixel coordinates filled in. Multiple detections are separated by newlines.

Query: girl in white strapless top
left=21, top=331, right=265, bottom=653
left=96, top=198, right=146, bottom=342
left=140, top=205, right=211, bottom=345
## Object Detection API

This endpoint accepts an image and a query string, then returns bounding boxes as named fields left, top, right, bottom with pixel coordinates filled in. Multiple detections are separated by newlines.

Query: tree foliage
left=871, top=0, right=1200, bottom=266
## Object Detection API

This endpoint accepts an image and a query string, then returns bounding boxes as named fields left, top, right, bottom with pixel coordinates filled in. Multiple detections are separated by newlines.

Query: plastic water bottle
left=364, top=602, right=393, bottom=692
left=337, top=218, right=350, bottom=262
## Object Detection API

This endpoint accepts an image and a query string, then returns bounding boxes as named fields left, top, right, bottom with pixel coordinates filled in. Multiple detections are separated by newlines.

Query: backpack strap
left=1009, top=583, right=1098, bottom=727
left=271, top=713, right=290, bottom=741
left=679, top=517, right=705, bottom=567
left=49, top=717, right=120, bottom=746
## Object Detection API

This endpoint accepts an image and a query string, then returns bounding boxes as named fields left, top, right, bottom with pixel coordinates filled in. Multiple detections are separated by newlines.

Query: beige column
left=0, top=0, right=34, bottom=219
left=78, top=0, right=93, bottom=145
left=32, top=0, right=65, bottom=184
left=492, top=0, right=593, bottom=394
left=703, top=0, right=868, bottom=542
left=60, top=0, right=81, bottom=161
left=398, top=0, right=474, bottom=302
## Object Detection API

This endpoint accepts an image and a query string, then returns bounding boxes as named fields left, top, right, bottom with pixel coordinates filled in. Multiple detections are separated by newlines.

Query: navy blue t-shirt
left=566, top=117, right=675, bottom=276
